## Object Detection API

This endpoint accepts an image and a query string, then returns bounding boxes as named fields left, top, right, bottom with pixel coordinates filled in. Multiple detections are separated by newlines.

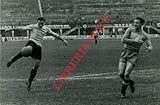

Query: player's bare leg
left=124, top=62, right=135, bottom=93
left=118, top=62, right=128, bottom=98
left=26, top=59, right=40, bottom=91
left=6, top=46, right=32, bottom=67
left=119, top=62, right=126, bottom=82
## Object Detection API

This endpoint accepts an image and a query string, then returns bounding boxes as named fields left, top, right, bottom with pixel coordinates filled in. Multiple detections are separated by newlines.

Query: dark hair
left=135, top=17, right=145, bottom=24
left=37, top=17, right=45, bottom=21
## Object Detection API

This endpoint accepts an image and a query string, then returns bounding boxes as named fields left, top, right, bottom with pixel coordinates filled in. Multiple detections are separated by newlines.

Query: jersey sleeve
left=142, top=31, right=150, bottom=41
left=123, top=27, right=132, bottom=38
left=46, top=27, right=53, bottom=34
left=23, top=24, right=34, bottom=30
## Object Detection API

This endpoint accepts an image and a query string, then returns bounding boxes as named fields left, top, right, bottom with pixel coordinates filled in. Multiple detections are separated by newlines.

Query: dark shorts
left=25, top=41, right=42, bottom=60
left=119, top=49, right=139, bottom=66
left=94, top=35, right=98, bottom=39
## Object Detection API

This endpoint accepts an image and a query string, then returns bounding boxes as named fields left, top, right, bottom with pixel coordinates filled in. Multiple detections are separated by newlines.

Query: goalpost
left=37, top=0, right=43, bottom=17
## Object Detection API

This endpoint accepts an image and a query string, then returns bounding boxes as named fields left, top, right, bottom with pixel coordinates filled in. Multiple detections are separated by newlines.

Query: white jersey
left=26, top=24, right=53, bottom=47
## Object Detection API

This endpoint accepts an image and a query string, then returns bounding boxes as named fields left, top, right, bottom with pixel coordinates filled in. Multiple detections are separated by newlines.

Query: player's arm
left=5, top=25, right=32, bottom=32
left=144, top=35, right=153, bottom=52
left=49, top=29, right=68, bottom=45
left=121, top=28, right=137, bottom=44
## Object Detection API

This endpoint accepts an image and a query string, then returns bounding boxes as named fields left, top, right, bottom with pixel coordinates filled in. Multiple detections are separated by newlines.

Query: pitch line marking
left=0, top=68, right=159, bottom=82
left=67, top=68, right=159, bottom=78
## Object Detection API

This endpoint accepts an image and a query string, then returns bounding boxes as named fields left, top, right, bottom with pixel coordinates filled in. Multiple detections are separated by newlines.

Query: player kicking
left=118, top=17, right=153, bottom=98
left=5, top=17, right=68, bottom=91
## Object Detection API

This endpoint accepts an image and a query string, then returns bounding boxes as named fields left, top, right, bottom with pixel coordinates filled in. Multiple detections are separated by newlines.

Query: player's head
left=133, top=17, right=145, bottom=29
left=37, top=17, right=45, bottom=28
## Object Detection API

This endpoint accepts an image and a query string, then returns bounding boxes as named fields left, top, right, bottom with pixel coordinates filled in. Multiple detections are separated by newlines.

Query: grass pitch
left=0, top=38, right=160, bottom=105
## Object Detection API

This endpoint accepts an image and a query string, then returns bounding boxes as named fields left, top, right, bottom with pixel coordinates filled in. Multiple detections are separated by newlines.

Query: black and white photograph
left=0, top=0, right=160, bottom=105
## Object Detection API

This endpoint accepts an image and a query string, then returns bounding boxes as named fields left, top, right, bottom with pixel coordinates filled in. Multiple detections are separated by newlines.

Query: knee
left=119, top=72, right=124, bottom=78
left=33, top=60, right=41, bottom=70
left=118, top=67, right=125, bottom=78
left=33, top=64, right=40, bottom=70
left=124, top=73, right=129, bottom=79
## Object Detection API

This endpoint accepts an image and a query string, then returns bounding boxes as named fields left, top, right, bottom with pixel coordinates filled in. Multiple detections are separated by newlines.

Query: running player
left=118, top=17, right=153, bottom=98
left=5, top=17, right=68, bottom=91
left=93, top=28, right=102, bottom=45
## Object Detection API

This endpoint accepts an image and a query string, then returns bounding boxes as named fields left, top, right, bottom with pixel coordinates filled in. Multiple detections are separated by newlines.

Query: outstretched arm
left=49, top=30, right=68, bottom=46
left=145, top=35, right=153, bottom=52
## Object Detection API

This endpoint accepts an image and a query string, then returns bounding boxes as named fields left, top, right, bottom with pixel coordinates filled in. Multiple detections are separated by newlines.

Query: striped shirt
left=26, top=24, right=53, bottom=47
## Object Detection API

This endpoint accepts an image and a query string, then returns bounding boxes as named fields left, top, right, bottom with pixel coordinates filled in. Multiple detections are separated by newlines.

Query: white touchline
left=0, top=68, right=159, bottom=82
